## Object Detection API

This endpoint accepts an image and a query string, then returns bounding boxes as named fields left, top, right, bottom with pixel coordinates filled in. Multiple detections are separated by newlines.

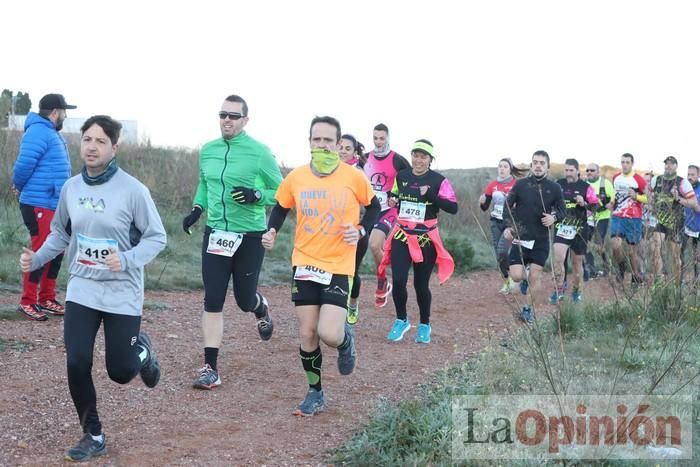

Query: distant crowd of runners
left=13, top=93, right=460, bottom=460
left=480, top=151, right=700, bottom=323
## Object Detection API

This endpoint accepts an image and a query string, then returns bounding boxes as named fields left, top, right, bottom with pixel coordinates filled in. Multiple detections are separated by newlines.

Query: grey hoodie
left=31, top=168, right=167, bottom=316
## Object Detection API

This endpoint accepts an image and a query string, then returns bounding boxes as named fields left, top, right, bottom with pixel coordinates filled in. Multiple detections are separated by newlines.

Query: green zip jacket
left=193, top=131, right=282, bottom=233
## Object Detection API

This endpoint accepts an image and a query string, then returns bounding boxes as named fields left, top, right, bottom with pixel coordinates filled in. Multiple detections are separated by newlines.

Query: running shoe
left=293, top=388, right=325, bottom=416
left=519, top=306, right=534, bottom=324
left=38, top=299, right=65, bottom=316
left=346, top=303, right=359, bottom=325
left=337, top=324, right=356, bottom=375
left=255, top=296, right=273, bottom=341
left=583, top=266, right=592, bottom=282
left=572, top=288, right=583, bottom=304
left=549, top=288, right=565, bottom=305
left=415, top=323, right=431, bottom=344
left=137, top=332, right=161, bottom=388
left=498, top=277, right=516, bottom=294
left=17, top=303, right=47, bottom=321
left=519, top=279, right=529, bottom=295
left=193, top=364, right=221, bottom=390
left=375, top=279, right=392, bottom=308
left=64, top=433, right=106, bottom=462
left=387, top=319, right=411, bottom=342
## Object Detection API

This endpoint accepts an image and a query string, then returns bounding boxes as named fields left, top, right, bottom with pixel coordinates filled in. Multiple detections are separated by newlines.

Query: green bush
left=442, top=233, right=475, bottom=274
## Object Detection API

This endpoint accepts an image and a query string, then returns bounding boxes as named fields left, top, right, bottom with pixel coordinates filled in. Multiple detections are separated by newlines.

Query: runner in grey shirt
left=20, top=115, right=166, bottom=462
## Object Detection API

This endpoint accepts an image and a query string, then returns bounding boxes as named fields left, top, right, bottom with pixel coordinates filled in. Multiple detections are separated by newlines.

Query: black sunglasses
left=586, top=169, right=596, bottom=172
left=218, top=112, right=245, bottom=120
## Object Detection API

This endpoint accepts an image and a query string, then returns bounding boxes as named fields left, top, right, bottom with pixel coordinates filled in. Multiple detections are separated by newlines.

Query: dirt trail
left=0, top=271, right=615, bottom=466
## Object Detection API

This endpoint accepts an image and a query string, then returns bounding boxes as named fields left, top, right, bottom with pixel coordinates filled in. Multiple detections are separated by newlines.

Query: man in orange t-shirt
left=262, top=116, right=379, bottom=417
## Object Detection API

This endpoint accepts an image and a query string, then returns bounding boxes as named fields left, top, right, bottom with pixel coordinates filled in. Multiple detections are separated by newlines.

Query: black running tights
left=64, top=302, right=142, bottom=436
left=390, top=238, right=437, bottom=324
left=351, top=234, right=370, bottom=299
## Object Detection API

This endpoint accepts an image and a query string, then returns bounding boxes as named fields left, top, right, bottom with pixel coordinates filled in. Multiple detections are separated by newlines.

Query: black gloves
left=182, top=206, right=203, bottom=234
left=231, top=186, right=261, bottom=204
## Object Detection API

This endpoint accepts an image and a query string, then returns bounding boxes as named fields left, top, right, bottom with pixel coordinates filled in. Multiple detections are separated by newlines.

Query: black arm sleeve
left=434, top=197, right=458, bottom=214
left=393, top=154, right=411, bottom=172
left=360, top=196, right=381, bottom=233
left=552, top=187, right=567, bottom=221
left=479, top=195, right=492, bottom=212
left=267, top=203, right=291, bottom=231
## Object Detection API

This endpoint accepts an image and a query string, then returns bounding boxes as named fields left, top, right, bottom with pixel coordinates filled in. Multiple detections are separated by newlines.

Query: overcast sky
left=5, top=0, right=700, bottom=173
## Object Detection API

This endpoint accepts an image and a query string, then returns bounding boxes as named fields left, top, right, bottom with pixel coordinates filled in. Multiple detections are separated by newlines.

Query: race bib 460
left=207, top=230, right=243, bottom=257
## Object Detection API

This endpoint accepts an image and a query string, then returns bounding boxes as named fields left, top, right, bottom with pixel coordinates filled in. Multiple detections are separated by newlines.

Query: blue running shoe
left=64, top=433, right=106, bottom=462
left=387, top=319, right=411, bottom=342
left=519, top=306, right=534, bottom=324
left=520, top=279, right=529, bottom=295
left=193, top=364, right=221, bottom=390
left=415, top=323, right=431, bottom=344
left=549, top=288, right=565, bottom=305
left=337, top=323, right=356, bottom=375
left=293, top=388, right=325, bottom=416
left=549, top=291, right=559, bottom=305
left=572, top=288, right=583, bottom=304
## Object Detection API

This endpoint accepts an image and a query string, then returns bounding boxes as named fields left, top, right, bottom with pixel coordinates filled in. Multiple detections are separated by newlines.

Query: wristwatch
left=254, top=189, right=262, bottom=202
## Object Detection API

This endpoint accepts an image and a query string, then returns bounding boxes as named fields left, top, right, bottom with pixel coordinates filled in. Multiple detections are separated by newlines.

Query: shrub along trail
left=0, top=271, right=616, bottom=465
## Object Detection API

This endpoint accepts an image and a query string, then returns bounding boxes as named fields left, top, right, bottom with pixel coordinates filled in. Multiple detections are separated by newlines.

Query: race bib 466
left=294, top=265, right=332, bottom=285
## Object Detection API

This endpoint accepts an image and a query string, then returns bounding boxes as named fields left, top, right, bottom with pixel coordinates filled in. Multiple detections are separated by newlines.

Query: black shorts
left=373, top=208, right=397, bottom=235
left=553, top=233, right=588, bottom=255
left=654, top=223, right=683, bottom=243
left=509, top=238, right=550, bottom=268
left=292, top=268, right=352, bottom=308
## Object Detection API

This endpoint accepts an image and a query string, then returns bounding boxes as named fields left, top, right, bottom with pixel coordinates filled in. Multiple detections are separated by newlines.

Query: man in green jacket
left=183, top=94, right=283, bottom=390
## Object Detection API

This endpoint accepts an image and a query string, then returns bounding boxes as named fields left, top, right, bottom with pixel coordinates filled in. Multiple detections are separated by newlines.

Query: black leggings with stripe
left=64, top=302, right=142, bottom=436
left=350, top=235, right=369, bottom=299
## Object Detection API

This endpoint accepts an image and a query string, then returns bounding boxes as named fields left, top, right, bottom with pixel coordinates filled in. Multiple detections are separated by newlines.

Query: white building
left=8, top=115, right=139, bottom=144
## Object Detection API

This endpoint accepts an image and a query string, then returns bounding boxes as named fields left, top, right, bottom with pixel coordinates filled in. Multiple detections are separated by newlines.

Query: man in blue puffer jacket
left=12, top=93, right=76, bottom=321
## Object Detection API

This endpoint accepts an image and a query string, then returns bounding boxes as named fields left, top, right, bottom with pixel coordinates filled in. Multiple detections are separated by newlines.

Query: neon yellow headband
left=411, top=141, right=434, bottom=158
